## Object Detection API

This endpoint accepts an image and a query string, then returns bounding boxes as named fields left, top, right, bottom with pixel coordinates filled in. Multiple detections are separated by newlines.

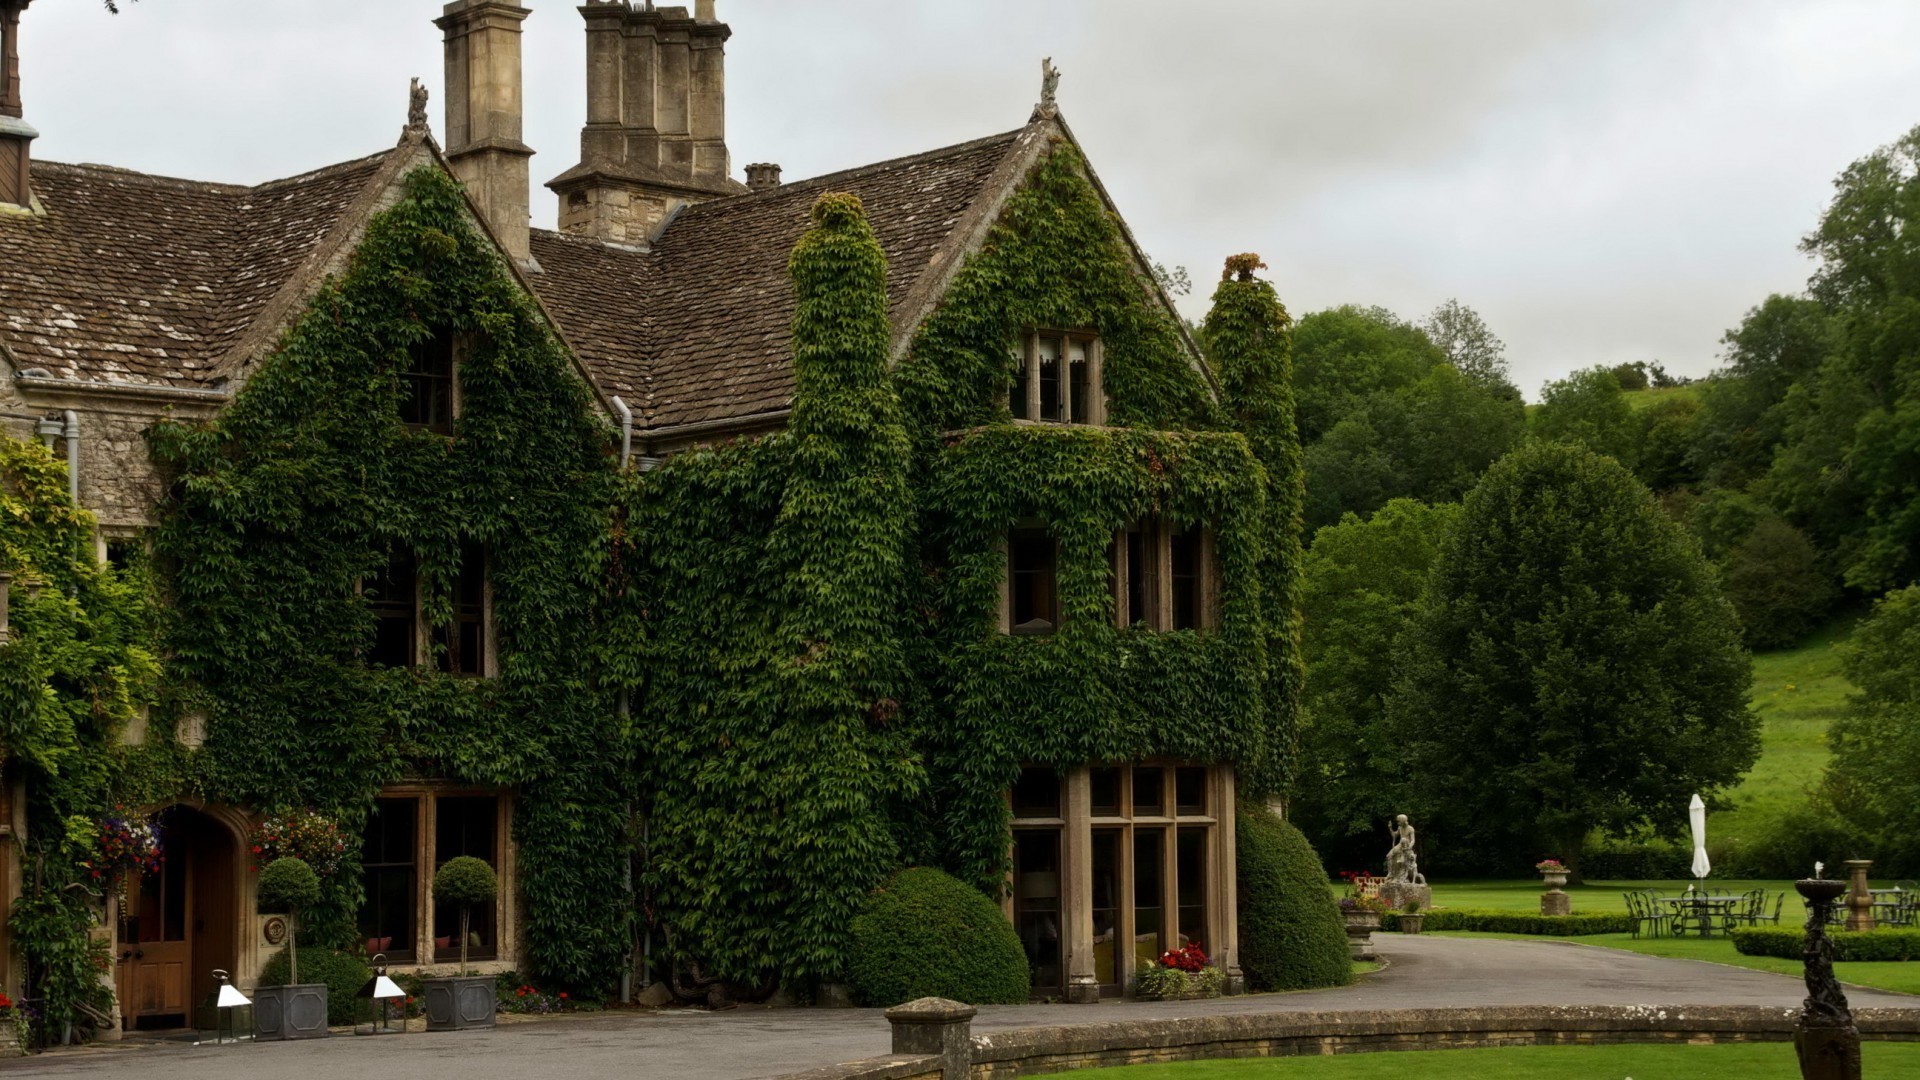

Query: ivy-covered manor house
left=0, top=0, right=1303, bottom=1029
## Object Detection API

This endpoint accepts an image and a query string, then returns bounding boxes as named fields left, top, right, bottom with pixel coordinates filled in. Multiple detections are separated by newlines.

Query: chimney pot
left=696, top=0, right=717, bottom=22
left=436, top=0, right=536, bottom=268
left=745, top=162, right=781, bottom=192
left=0, top=0, right=37, bottom=209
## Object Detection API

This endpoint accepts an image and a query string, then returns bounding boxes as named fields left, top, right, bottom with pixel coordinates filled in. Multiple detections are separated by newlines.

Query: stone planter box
left=1398, top=913, right=1426, bottom=934
left=253, top=983, right=330, bottom=1040
left=423, top=975, right=497, bottom=1031
left=1343, top=911, right=1379, bottom=961
left=1134, top=968, right=1225, bottom=1001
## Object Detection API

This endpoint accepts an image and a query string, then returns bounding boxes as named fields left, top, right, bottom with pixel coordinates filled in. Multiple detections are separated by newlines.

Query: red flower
left=559, top=992, right=568, bottom=1000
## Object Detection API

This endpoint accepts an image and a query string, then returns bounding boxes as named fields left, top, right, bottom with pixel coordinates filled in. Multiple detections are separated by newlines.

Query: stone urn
left=1539, top=868, right=1571, bottom=916
left=1398, top=912, right=1426, bottom=934
left=1342, top=909, right=1379, bottom=961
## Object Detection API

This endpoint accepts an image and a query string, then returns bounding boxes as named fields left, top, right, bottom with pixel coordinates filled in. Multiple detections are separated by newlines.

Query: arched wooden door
left=115, top=806, right=238, bottom=1030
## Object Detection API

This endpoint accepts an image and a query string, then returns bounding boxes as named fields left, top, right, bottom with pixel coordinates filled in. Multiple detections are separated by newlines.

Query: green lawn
left=1621, top=384, right=1705, bottom=412
left=1422, top=879, right=1795, bottom=914
left=1074, top=1042, right=1920, bottom=1078
left=1713, top=617, right=1858, bottom=853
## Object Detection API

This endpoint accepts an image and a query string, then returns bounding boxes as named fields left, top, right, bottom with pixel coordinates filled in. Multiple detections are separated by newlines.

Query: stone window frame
left=1009, top=329, right=1106, bottom=426
left=1108, top=519, right=1218, bottom=633
left=357, top=784, right=517, bottom=975
left=398, top=332, right=472, bottom=435
left=1005, top=763, right=1240, bottom=1002
left=357, top=546, right=498, bottom=679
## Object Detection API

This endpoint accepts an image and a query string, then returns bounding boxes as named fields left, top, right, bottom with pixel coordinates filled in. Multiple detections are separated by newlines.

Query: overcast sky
left=19, top=1, right=1920, bottom=395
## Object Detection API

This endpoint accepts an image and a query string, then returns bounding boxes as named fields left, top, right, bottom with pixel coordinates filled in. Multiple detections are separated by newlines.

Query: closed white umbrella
left=1689, top=794, right=1711, bottom=881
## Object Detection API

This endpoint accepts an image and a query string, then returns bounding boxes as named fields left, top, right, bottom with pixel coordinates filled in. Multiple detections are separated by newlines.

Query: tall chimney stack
left=436, top=0, right=535, bottom=268
left=547, top=1, right=744, bottom=246
left=0, top=0, right=38, bottom=211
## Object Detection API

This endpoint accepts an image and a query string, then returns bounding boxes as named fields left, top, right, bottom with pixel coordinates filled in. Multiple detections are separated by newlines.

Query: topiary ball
left=1236, top=808, right=1353, bottom=992
left=256, top=856, right=322, bottom=914
left=433, top=855, right=498, bottom=907
left=847, top=867, right=1029, bottom=1007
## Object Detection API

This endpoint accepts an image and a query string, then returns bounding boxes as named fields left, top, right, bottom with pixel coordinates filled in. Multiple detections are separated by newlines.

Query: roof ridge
left=31, top=159, right=250, bottom=195
left=682, top=127, right=1027, bottom=214
left=246, top=148, right=397, bottom=195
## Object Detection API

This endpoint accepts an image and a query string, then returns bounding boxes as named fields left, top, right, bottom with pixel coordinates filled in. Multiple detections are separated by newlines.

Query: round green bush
left=847, top=867, right=1029, bottom=1007
left=256, top=857, right=322, bottom=914
left=1236, top=807, right=1352, bottom=991
left=258, top=947, right=372, bottom=1025
left=433, top=856, right=498, bottom=906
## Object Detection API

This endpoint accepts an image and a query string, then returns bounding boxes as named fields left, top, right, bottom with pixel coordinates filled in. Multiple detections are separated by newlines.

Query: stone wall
left=768, top=1003, right=1920, bottom=1080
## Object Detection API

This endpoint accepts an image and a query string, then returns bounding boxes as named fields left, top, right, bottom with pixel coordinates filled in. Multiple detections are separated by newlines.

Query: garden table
left=1661, top=894, right=1741, bottom=937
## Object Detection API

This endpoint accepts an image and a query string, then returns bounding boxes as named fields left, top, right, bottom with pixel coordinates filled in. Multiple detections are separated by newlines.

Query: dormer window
left=399, top=334, right=456, bottom=433
left=1011, top=331, right=1105, bottom=425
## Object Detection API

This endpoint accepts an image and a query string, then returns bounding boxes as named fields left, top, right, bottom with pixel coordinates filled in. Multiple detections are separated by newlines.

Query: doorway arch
left=115, top=802, right=245, bottom=1030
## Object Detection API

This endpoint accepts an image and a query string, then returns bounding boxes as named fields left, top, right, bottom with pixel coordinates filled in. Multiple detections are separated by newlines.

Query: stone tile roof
left=529, top=128, right=1029, bottom=430
left=0, top=150, right=392, bottom=388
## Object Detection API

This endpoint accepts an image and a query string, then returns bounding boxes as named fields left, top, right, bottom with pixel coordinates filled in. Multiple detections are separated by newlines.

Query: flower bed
left=1734, top=927, right=1920, bottom=962
left=1134, top=944, right=1225, bottom=1000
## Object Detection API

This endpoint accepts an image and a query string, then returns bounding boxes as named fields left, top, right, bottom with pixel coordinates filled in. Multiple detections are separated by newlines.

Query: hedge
left=1235, top=808, right=1352, bottom=991
left=1579, top=842, right=1693, bottom=881
left=258, top=947, right=372, bottom=1025
left=1733, top=927, right=1920, bottom=962
left=846, top=867, right=1030, bottom=1006
left=1381, top=908, right=1632, bottom=936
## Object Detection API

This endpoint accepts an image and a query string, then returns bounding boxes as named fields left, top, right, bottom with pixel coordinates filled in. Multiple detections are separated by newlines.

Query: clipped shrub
left=432, top=856, right=499, bottom=976
left=846, top=867, right=1029, bottom=1007
left=1236, top=808, right=1352, bottom=991
left=256, top=856, right=323, bottom=986
left=1379, top=909, right=1631, bottom=936
left=1733, top=927, right=1920, bottom=962
left=1580, top=840, right=1692, bottom=880
left=258, top=947, right=371, bottom=1025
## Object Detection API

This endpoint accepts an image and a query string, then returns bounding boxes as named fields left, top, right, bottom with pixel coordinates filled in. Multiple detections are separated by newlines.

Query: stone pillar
left=1843, top=860, right=1874, bottom=933
left=886, top=997, right=975, bottom=1080
left=436, top=0, right=535, bottom=268
left=1218, top=768, right=1244, bottom=994
left=1062, top=766, right=1098, bottom=1003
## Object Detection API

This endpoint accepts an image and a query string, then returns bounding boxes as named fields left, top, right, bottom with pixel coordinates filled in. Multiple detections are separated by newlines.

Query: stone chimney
left=548, top=1, right=744, bottom=246
left=0, top=0, right=38, bottom=211
left=744, top=162, right=780, bottom=192
left=436, top=0, right=535, bottom=268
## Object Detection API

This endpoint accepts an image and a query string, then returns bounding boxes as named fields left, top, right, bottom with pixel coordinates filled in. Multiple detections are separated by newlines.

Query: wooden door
left=117, top=824, right=193, bottom=1027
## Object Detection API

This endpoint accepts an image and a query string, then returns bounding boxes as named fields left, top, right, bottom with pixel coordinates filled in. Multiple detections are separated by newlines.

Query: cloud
left=20, top=0, right=1920, bottom=395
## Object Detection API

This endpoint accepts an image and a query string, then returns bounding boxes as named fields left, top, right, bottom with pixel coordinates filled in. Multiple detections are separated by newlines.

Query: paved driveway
left=9, top=935, right=1913, bottom=1080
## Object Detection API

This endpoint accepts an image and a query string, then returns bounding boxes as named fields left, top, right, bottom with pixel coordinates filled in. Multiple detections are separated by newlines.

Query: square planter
left=423, top=975, right=497, bottom=1031
left=253, top=983, right=330, bottom=1040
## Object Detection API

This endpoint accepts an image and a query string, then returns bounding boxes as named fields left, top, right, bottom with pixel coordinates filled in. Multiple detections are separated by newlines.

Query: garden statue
left=1385, top=815, right=1425, bottom=885
left=1795, top=875, right=1861, bottom=1080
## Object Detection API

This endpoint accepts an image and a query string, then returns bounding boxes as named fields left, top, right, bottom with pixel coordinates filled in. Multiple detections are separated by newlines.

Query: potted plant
left=1132, top=944, right=1225, bottom=1001
left=253, top=857, right=329, bottom=1040
left=1398, top=897, right=1426, bottom=934
left=1337, top=871, right=1388, bottom=960
left=1536, top=857, right=1572, bottom=916
left=423, top=856, right=499, bottom=1031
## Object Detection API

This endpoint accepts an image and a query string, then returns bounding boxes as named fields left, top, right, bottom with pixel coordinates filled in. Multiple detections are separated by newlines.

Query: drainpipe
left=610, top=396, right=633, bottom=470
left=61, top=410, right=78, bottom=506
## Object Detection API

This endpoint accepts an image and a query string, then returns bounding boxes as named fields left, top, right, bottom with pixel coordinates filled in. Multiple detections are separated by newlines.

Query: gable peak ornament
left=407, top=77, right=430, bottom=132
left=1033, top=57, right=1062, bottom=121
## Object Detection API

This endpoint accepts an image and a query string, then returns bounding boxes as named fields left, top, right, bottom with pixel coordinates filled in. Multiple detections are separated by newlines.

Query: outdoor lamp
left=208, top=969, right=252, bottom=1045
left=356, top=953, right=407, bottom=1035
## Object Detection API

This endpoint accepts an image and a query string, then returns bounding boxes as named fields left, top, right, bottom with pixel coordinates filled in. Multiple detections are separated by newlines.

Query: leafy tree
left=1388, top=442, right=1757, bottom=874
left=1721, top=515, right=1836, bottom=649
left=1609, top=362, right=1651, bottom=392
left=1530, top=366, right=1638, bottom=467
left=1824, top=586, right=1920, bottom=870
left=1291, top=305, right=1447, bottom=442
left=1689, top=296, right=1832, bottom=487
left=1633, top=392, right=1703, bottom=492
left=1421, top=299, right=1514, bottom=394
left=1293, top=499, right=1458, bottom=863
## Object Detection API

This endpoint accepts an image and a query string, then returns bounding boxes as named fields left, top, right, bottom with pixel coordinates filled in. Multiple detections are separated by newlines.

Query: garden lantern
left=356, top=953, right=407, bottom=1035
left=206, top=969, right=252, bottom=1046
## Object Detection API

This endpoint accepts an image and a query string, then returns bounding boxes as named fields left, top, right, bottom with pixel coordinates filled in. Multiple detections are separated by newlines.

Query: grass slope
left=1075, top=1042, right=1920, bottom=1078
left=1621, top=384, right=1705, bottom=411
left=1713, top=616, right=1856, bottom=852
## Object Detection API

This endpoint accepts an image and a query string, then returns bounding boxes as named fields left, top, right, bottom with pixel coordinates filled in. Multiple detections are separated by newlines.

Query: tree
left=1721, top=515, right=1835, bottom=649
left=1689, top=295, right=1832, bottom=487
left=432, top=856, right=499, bottom=976
left=1292, top=499, right=1458, bottom=863
left=1824, top=586, right=1920, bottom=870
left=1421, top=299, right=1513, bottom=394
left=1388, top=442, right=1757, bottom=874
left=256, top=857, right=321, bottom=987
left=1633, top=393, right=1703, bottom=492
left=1290, top=305, right=1447, bottom=442
left=1609, top=362, right=1651, bottom=392
left=1530, top=366, right=1638, bottom=468
left=1201, top=253, right=1305, bottom=796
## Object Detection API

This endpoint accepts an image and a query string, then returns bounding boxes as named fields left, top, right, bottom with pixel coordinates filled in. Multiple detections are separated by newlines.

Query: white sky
left=19, top=1, right=1920, bottom=396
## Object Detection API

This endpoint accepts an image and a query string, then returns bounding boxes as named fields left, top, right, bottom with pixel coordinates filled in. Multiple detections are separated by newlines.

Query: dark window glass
left=1013, top=829, right=1063, bottom=996
left=366, top=549, right=415, bottom=668
left=1068, top=338, right=1090, bottom=424
left=399, top=334, right=455, bottom=433
left=1132, top=767, right=1165, bottom=815
left=1133, top=828, right=1164, bottom=972
left=1011, top=767, right=1060, bottom=819
left=1011, top=345, right=1030, bottom=420
left=1177, top=827, right=1208, bottom=951
left=1092, top=829, right=1120, bottom=987
left=359, top=798, right=418, bottom=961
left=433, top=796, right=498, bottom=961
left=1090, top=767, right=1122, bottom=817
left=105, top=534, right=144, bottom=571
left=1169, top=525, right=1202, bottom=630
left=1008, top=528, right=1057, bottom=635
left=1037, top=337, right=1062, bottom=422
left=433, top=544, right=486, bottom=677
left=1126, top=529, right=1149, bottom=627
left=1175, top=767, right=1207, bottom=816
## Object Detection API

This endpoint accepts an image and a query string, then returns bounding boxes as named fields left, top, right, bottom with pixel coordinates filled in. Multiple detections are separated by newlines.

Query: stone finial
left=407, top=77, right=430, bottom=132
left=745, top=162, right=781, bottom=191
left=1040, top=56, right=1061, bottom=106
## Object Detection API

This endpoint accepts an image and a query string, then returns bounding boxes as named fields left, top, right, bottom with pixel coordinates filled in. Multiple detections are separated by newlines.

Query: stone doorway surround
left=1005, top=762, right=1241, bottom=1002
